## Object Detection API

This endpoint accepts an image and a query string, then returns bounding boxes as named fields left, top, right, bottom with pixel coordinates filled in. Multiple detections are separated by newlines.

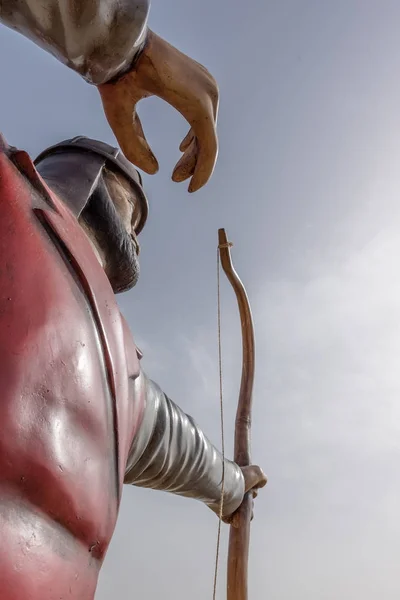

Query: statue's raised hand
left=98, top=30, right=219, bottom=192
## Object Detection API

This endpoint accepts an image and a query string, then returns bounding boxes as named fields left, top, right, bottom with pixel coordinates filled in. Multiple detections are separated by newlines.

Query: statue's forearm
left=125, top=374, right=245, bottom=517
left=0, top=0, right=150, bottom=84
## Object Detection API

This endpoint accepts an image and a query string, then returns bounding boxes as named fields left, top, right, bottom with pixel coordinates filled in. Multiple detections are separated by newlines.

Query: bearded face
left=79, top=167, right=143, bottom=294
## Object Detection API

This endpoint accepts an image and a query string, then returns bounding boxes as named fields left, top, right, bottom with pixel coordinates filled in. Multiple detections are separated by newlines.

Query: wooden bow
left=218, top=229, right=256, bottom=600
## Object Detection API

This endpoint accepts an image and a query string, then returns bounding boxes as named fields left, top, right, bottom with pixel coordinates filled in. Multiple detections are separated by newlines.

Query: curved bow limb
left=218, top=229, right=256, bottom=600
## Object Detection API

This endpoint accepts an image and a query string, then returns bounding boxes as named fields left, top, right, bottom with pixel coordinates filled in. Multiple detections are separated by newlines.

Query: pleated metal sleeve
left=125, top=373, right=245, bottom=517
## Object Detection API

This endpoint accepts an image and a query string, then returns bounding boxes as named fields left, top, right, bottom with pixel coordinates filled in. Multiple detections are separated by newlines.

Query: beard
left=79, top=177, right=140, bottom=293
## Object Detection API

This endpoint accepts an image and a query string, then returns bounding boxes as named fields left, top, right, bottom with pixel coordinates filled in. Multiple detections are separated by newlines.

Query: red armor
left=0, top=145, right=145, bottom=599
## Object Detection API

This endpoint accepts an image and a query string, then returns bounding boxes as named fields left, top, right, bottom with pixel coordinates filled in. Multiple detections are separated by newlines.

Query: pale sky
left=2, top=1, right=400, bottom=598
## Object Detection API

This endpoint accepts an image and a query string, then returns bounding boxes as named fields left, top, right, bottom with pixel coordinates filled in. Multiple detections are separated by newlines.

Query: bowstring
left=212, top=242, right=226, bottom=600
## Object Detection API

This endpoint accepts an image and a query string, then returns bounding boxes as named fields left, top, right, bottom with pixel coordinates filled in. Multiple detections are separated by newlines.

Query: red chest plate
left=0, top=148, right=144, bottom=599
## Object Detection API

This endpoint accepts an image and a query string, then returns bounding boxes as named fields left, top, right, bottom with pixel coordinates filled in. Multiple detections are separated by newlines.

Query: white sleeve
left=0, top=0, right=150, bottom=84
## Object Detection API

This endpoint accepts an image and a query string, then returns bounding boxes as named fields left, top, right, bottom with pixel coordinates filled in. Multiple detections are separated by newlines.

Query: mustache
left=130, top=231, right=140, bottom=256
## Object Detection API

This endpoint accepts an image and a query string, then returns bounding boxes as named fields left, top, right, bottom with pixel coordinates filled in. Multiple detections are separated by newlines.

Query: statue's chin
left=106, top=250, right=140, bottom=294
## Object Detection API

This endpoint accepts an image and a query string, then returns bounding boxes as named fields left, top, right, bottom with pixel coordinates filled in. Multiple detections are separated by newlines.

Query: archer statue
left=0, top=2, right=267, bottom=599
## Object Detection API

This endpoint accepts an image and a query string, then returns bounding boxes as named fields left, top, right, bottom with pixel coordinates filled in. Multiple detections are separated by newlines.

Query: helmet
left=35, top=136, right=149, bottom=234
